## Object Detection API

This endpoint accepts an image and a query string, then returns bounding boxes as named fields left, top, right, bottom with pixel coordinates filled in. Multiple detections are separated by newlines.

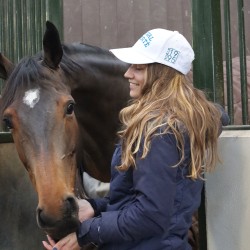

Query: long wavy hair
left=117, top=63, right=221, bottom=179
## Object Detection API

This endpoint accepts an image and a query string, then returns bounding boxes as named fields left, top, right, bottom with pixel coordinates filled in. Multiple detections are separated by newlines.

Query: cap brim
left=110, top=47, right=154, bottom=64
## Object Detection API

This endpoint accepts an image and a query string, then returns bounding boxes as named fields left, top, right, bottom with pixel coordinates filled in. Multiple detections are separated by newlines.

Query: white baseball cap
left=110, top=28, right=194, bottom=75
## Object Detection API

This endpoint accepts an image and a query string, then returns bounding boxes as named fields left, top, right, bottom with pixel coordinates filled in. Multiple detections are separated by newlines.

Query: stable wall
left=206, top=130, right=250, bottom=250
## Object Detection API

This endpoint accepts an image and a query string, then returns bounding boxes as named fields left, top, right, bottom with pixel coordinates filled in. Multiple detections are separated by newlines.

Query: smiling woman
left=43, top=28, right=229, bottom=250
left=125, top=64, right=147, bottom=98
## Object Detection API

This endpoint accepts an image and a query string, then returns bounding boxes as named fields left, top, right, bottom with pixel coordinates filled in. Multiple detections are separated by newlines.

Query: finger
left=42, top=240, right=53, bottom=250
left=53, top=233, right=78, bottom=250
left=52, top=237, right=69, bottom=250
left=47, top=235, right=56, bottom=245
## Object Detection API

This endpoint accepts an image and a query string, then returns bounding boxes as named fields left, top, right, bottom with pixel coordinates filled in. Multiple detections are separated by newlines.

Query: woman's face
left=124, top=64, right=147, bottom=98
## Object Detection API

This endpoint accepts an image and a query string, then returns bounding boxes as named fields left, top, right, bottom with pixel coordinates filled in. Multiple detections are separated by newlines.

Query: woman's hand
left=77, top=199, right=94, bottom=222
left=42, top=233, right=80, bottom=250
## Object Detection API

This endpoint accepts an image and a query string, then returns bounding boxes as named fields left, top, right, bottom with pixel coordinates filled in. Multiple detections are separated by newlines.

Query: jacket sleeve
left=77, top=133, right=183, bottom=246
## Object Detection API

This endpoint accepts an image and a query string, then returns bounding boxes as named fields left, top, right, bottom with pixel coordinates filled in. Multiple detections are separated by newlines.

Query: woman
left=43, top=29, right=229, bottom=250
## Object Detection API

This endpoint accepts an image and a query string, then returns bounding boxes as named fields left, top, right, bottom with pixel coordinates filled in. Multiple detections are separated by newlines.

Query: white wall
left=205, top=130, right=250, bottom=250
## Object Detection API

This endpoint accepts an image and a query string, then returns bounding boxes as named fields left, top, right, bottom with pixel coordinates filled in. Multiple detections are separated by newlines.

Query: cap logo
left=140, top=32, right=154, bottom=47
left=164, top=48, right=180, bottom=64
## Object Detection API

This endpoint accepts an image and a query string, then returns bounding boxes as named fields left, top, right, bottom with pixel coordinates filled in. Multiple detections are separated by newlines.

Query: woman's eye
left=3, top=117, right=13, bottom=130
left=136, top=66, right=146, bottom=71
left=66, top=102, right=75, bottom=115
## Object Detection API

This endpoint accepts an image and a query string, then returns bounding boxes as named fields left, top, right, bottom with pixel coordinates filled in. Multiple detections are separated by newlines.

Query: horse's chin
left=43, top=218, right=80, bottom=241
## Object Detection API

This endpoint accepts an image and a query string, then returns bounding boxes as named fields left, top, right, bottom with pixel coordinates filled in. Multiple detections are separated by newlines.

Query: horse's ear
left=43, top=21, right=63, bottom=69
left=0, top=53, right=14, bottom=80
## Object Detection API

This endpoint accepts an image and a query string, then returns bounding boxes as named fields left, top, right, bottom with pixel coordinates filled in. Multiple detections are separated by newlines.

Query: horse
left=0, top=21, right=129, bottom=243
left=0, top=21, right=199, bottom=249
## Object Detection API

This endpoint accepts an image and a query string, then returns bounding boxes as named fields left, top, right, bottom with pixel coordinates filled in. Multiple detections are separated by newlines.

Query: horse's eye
left=66, top=102, right=75, bottom=115
left=3, top=117, right=13, bottom=130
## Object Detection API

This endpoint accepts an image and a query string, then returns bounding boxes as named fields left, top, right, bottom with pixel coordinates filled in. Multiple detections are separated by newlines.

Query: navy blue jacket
left=77, top=132, right=203, bottom=250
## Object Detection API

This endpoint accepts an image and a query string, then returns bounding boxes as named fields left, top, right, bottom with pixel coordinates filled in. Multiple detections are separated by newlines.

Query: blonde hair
left=117, top=63, right=221, bottom=179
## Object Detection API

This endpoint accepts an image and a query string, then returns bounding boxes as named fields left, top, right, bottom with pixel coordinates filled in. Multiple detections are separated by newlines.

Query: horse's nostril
left=37, top=207, right=42, bottom=220
left=64, top=196, right=78, bottom=216
left=36, top=197, right=78, bottom=229
left=36, top=207, right=51, bottom=227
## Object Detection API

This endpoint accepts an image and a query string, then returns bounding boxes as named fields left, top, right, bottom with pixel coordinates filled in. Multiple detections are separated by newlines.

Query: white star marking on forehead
left=23, top=88, right=40, bottom=108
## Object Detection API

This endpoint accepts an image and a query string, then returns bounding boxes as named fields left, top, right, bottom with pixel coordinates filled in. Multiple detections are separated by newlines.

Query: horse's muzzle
left=36, top=195, right=80, bottom=241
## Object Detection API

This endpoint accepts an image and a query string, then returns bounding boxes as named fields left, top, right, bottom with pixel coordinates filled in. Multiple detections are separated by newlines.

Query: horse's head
left=0, top=22, right=79, bottom=240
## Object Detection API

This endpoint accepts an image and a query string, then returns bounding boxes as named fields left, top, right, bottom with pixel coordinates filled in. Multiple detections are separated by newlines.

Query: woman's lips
left=129, top=82, right=140, bottom=86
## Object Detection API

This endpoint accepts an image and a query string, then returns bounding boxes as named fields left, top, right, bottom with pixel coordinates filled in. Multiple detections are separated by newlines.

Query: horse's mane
left=0, top=43, right=128, bottom=118
left=60, top=43, right=128, bottom=77
left=0, top=57, right=44, bottom=117
left=0, top=53, right=76, bottom=117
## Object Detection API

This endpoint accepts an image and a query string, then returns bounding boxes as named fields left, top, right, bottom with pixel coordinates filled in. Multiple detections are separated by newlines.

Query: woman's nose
left=124, top=66, right=133, bottom=79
